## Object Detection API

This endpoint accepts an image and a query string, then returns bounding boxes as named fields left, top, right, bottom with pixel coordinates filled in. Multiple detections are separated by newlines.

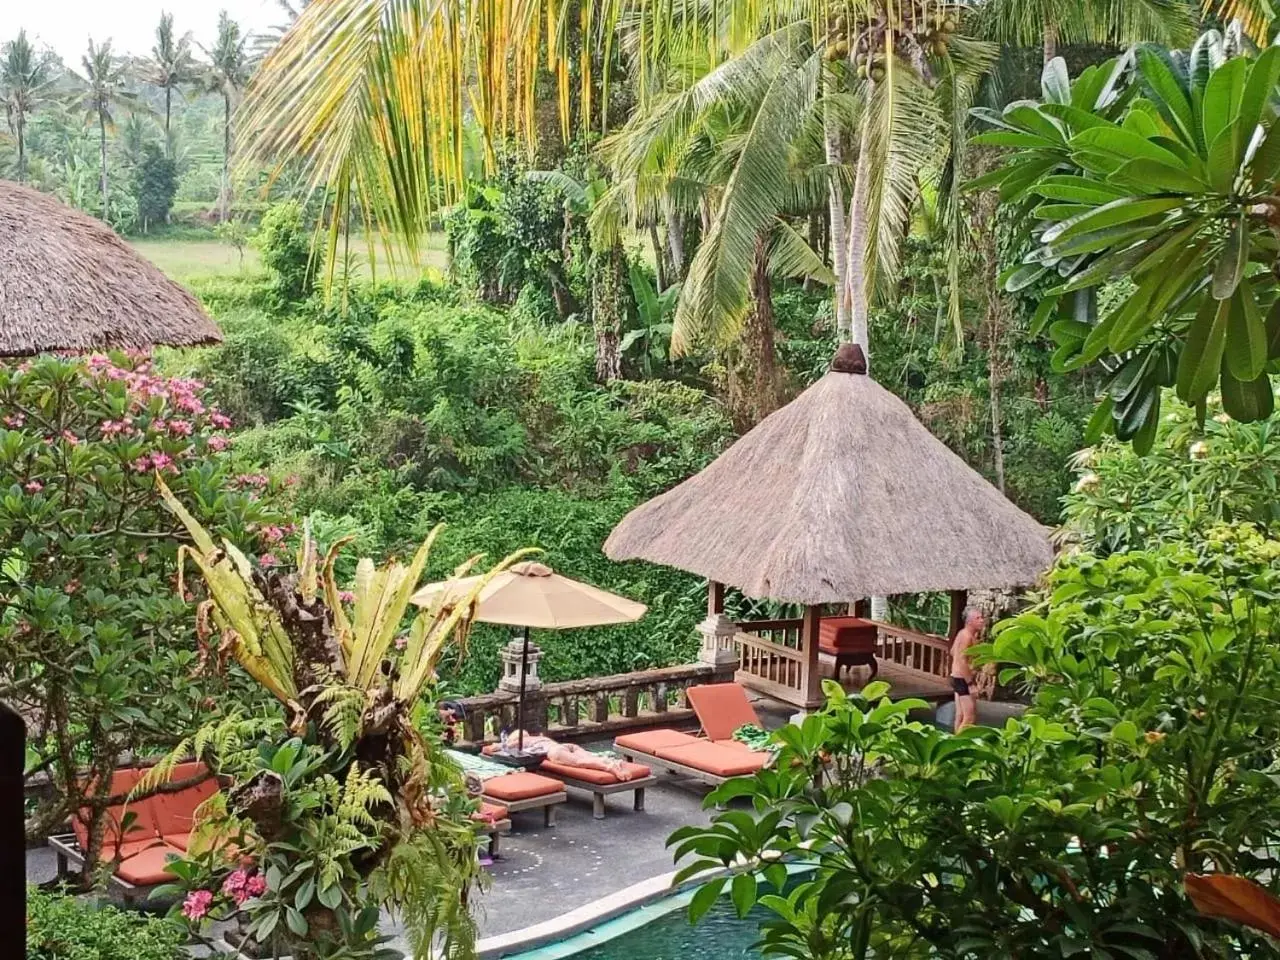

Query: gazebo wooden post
left=801, top=605, right=824, bottom=708
left=708, top=580, right=726, bottom=616
left=948, top=590, right=968, bottom=639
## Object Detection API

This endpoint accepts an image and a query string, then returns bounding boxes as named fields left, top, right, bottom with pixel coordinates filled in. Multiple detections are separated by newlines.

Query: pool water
left=569, top=897, right=766, bottom=960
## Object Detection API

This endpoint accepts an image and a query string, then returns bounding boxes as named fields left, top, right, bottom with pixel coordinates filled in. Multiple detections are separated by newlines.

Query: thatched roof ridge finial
left=830, top=343, right=867, bottom=375
left=0, top=180, right=222, bottom=356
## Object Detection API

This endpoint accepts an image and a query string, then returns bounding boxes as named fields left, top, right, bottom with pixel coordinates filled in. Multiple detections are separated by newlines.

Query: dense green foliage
left=978, top=35, right=1280, bottom=449
left=27, top=886, right=185, bottom=960
left=673, top=519, right=1280, bottom=958
left=132, top=142, right=178, bottom=231
left=255, top=200, right=315, bottom=305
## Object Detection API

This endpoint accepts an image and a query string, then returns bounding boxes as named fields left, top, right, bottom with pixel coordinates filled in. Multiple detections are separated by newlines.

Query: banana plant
left=972, top=32, right=1280, bottom=451
left=622, top=265, right=678, bottom=378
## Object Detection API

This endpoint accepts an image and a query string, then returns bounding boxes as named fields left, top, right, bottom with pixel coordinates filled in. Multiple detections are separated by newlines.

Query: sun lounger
left=47, top=761, right=218, bottom=903
left=613, top=728, right=769, bottom=787
left=480, top=744, right=656, bottom=819
left=684, top=682, right=764, bottom=743
left=480, top=772, right=568, bottom=827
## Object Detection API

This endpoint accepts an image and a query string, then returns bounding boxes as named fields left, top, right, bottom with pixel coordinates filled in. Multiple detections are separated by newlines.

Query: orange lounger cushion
left=115, top=842, right=185, bottom=886
left=685, top=684, right=760, bottom=742
left=473, top=801, right=509, bottom=823
left=538, top=759, right=651, bottom=785
left=654, top=742, right=768, bottom=777
left=148, top=762, right=218, bottom=837
left=483, top=772, right=564, bottom=802
left=713, top=739, right=753, bottom=752
left=614, top=729, right=700, bottom=753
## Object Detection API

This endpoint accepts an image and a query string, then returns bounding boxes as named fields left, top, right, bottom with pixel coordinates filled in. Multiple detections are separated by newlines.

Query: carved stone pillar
left=697, top=613, right=740, bottom=671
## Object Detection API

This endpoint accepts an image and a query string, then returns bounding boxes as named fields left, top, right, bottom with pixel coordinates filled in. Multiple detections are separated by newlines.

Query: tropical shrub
left=27, top=886, right=185, bottom=960
left=150, top=488, right=517, bottom=958
left=975, top=35, right=1280, bottom=450
left=0, top=354, right=286, bottom=880
left=1062, top=397, right=1280, bottom=554
left=671, top=524, right=1280, bottom=959
left=131, top=142, right=177, bottom=233
left=256, top=200, right=314, bottom=304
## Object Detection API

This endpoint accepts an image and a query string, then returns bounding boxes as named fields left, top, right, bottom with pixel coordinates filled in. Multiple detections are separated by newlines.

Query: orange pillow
left=114, top=842, right=184, bottom=886
left=482, top=772, right=563, bottom=802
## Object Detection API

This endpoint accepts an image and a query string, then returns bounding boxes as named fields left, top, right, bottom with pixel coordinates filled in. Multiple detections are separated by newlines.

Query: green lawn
left=131, top=233, right=450, bottom=284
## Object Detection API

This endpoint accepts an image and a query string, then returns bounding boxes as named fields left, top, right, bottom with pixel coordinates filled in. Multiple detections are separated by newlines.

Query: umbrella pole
left=517, top=626, right=530, bottom=752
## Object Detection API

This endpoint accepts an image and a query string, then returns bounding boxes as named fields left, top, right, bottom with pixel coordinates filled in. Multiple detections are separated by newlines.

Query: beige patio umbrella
left=411, top=561, right=646, bottom=750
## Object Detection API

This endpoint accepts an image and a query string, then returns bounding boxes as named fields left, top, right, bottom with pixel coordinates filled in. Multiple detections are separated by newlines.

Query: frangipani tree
left=147, top=478, right=526, bottom=958
left=974, top=34, right=1280, bottom=451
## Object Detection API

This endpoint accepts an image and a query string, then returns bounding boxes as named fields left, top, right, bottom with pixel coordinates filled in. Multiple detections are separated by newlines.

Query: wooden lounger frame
left=479, top=817, right=512, bottom=856
left=482, top=788, right=568, bottom=827
left=545, top=772, right=658, bottom=819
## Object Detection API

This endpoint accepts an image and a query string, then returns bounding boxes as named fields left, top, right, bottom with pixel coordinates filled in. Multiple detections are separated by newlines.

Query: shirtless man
left=503, top=730, right=636, bottom=780
left=950, top=608, right=985, bottom=731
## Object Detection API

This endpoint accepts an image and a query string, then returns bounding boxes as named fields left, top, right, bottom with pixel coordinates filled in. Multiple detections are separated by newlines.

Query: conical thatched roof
left=605, top=348, right=1053, bottom=604
left=0, top=180, right=221, bottom=355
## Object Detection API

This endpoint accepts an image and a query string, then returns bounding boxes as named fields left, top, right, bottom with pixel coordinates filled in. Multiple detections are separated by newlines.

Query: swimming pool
left=488, top=867, right=806, bottom=960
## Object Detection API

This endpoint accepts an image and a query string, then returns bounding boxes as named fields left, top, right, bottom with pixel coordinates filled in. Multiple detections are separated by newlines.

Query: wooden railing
left=868, top=619, right=953, bottom=679
left=733, top=629, right=807, bottom=703
left=740, top=618, right=805, bottom=650
left=453, top=662, right=730, bottom=748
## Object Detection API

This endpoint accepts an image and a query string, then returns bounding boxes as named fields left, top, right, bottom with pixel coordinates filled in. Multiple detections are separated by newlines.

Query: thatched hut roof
left=0, top=180, right=221, bottom=355
left=604, top=347, right=1053, bottom=604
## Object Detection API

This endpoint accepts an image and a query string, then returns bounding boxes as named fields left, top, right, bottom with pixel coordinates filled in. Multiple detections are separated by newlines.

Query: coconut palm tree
left=72, top=39, right=143, bottom=221
left=145, top=12, right=198, bottom=157
left=1, top=31, right=55, bottom=182
left=202, top=12, right=253, bottom=222
left=978, top=0, right=1195, bottom=64
left=1202, top=0, right=1274, bottom=44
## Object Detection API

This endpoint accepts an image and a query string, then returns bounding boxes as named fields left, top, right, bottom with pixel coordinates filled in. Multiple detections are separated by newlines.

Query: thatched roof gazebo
left=0, top=180, right=221, bottom=355
left=605, top=345, right=1053, bottom=708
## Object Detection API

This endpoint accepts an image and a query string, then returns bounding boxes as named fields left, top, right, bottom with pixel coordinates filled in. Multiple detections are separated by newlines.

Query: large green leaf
left=1201, top=56, right=1248, bottom=150
left=1042, top=57, right=1071, bottom=105
left=1211, top=215, right=1248, bottom=300
left=1225, top=283, right=1268, bottom=381
left=1176, top=294, right=1230, bottom=402
left=1042, top=197, right=1183, bottom=245
left=1137, top=47, right=1195, bottom=146
left=1220, top=365, right=1275, bottom=422
left=1033, top=176, right=1129, bottom=204
left=1068, top=127, right=1189, bottom=169
left=1248, top=120, right=1280, bottom=188
left=1206, top=120, right=1243, bottom=194
left=1106, top=158, right=1207, bottom=193
left=1236, top=46, right=1280, bottom=146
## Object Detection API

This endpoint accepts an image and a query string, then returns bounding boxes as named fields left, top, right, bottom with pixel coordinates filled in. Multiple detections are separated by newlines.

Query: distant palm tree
left=202, top=11, right=252, bottom=222
left=978, top=0, right=1194, bottom=64
left=73, top=39, right=143, bottom=221
left=1, top=30, right=55, bottom=181
left=146, top=12, right=198, bottom=157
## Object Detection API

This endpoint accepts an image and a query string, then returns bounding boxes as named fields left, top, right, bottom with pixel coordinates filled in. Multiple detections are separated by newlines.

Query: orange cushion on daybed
left=482, top=772, right=563, bottom=802
left=654, top=742, right=768, bottom=777
left=115, top=842, right=185, bottom=886
left=538, top=759, right=652, bottom=785
left=685, top=684, right=760, bottom=742
left=614, top=729, right=699, bottom=753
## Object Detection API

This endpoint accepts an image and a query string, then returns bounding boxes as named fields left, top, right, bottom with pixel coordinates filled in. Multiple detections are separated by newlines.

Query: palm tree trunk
left=743, top=236, right=781, bottom=424
left=220, top=92, right=232, bottom=221
left=825, top=97, right=852, bottom=342
left=591, top=242, right=625, bottom=382
left=650, top=223, right=668, bottom=290
left=16, top=112, right=26, bottom=181
left=164, top=87, right=172, bottom=156
left=989, top=347, right=1007, bottom=494
left=843, top=119, right=874, bottom=358
left=664, top=201, right=684, bottom=278
left=1043, top=21, right=1058, bottom=65
left=98, top=110, right=109, bottom=220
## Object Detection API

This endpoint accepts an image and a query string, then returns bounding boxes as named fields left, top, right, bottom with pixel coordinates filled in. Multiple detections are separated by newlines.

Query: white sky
left=2, top=1, right=283, bottom=65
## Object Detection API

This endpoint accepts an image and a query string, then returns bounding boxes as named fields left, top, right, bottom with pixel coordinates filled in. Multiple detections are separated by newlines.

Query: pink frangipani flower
left=182, top=889, right=214, bottom=921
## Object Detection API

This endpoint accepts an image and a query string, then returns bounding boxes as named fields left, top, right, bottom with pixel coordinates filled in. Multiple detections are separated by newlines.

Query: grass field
left=130, top=233, right=450, bottom=284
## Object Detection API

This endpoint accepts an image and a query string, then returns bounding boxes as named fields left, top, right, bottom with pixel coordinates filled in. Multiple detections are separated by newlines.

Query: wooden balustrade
left=739, top=618, right=805, bottom=650
left=867, top=619, right=953, bottom=678
left=732, top=630, right=807, bottom=704
left=452, top=662, right=731, bottom=748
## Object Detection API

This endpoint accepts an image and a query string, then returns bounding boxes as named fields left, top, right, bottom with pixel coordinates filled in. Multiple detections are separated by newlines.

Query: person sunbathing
left=502, top=730, right=636, bottom=781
